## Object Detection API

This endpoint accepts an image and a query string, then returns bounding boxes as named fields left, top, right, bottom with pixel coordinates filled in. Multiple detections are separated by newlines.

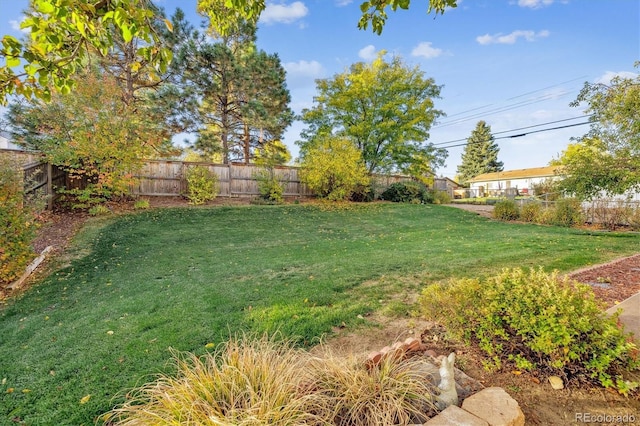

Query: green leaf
left=35, top=0, right=55, bottom=14
left=6, top=57, right=20, bottom=68
left=121, top=25, right=133, bottom=43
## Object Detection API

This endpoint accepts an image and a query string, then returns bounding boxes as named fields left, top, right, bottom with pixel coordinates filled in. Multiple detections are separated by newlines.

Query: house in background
left=467, top=166, right=562, bottom=197
left=0, top=131, right=22, bottom=150
left=433, top=176, right=462, bottom=197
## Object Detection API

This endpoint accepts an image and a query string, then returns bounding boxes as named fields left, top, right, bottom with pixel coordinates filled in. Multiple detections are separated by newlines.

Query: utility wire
left=434, top=75, right=588, bottom=128
left=436, top=121, right=591, bottom=150
left=432, top=115, right=592, bottom=147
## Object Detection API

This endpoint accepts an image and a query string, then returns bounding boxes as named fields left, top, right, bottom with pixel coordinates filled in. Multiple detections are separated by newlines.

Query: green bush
left=256, top=170, right=285, bottom=204
left=184, top=165, right=219, bottom=205
left=493, top=199, right=520, bottom=221
left=553, top=197, right=584, bottom=227
left=299, top=137, right=370, bottom=201
left=0, top=158, right=37, bottom=285
left=520, top=202, right=542, bottom=222
left=134, top=199, right=150, bottom=210
left=420, top=268, right=639, bottom=393
left=380, top=181, right=432, bottom=204
left=431, top=190, right=451, bottom=205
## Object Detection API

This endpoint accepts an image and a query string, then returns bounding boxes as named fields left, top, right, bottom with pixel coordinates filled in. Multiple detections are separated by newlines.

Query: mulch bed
left=568, top=254, right=640, bottom=309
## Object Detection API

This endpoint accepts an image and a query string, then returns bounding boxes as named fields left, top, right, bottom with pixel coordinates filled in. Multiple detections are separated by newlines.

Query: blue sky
left=1, top=0, right=638, bottom=179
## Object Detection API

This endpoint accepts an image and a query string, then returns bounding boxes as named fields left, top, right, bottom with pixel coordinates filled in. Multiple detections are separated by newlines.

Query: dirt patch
left=446, top=203, right=495, bottom=218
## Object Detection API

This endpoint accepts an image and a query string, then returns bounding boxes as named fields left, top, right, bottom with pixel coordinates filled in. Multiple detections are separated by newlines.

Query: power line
left=436, top=120, right=591, bottom=150
left=432, top=115, right=591, bottom=147
left=433, top=75, right=588, bottom=129
left=434, top=91, right=575, bottom=129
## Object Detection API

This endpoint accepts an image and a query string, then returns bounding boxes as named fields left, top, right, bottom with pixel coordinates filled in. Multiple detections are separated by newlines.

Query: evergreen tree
left=456, top=120, right=503, bottom=185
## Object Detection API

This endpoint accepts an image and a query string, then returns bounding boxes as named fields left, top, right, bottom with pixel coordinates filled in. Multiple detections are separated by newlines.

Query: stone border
left=7, top=246, right=53, bottom=291
left=366, top=338, right=525, bottom=426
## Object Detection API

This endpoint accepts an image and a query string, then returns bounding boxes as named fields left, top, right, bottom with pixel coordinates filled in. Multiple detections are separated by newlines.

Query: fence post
left=228, top=164, right=233, bottom=198
left=46, top=163, right=53, bottom=210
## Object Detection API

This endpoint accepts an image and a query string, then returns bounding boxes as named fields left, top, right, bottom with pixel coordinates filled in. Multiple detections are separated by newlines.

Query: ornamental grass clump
left=104, top=335, right=317, bottom=426
left=104, top=336, right=439, bottom=426
left=420, top=268, right=639, bottom=394
left=305, top=351, right=437, bottom=426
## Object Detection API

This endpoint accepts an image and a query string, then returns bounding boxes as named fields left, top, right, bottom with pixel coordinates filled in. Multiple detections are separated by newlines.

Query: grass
left=0, top=203, right=638, bottom=425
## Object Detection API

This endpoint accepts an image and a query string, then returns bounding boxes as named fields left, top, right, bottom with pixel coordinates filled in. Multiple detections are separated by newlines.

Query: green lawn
left=1, top=203, right=638, bottom=425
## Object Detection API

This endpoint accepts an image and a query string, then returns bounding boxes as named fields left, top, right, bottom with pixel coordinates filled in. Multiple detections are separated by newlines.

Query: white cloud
left=411, top=42, right=444, bottom=59
left=595, top=70, right=638, bottom=85
left=517, top=0, right=555, bottom=8
left=476, top=30, right=550, bottom=45
left=260, top=2, right=309, bottom=24
left=10, top=19, right=30, bottom=33
left=284, top=60, right=325, bottom=78
left=358, top=45, right=378, bottom=61
left=335, top=0, right=353, bottom=6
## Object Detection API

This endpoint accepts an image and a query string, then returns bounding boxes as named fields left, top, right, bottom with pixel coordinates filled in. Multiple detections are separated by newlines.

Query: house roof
left=468, top=166, right=563, bottom=183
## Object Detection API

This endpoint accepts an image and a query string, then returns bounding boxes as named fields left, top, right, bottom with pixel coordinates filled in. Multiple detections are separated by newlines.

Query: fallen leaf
left=107, top=330, right=114, bottom=335
left=80, top=394, right=91, bottom=404
left=205, top=342, right=215, bottom=349
left=6, top=388, right=14, bottom=394
left=511, top=370, right=522, bottom=375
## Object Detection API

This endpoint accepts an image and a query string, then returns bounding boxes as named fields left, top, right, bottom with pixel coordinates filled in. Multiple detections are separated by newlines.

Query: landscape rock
left=461, top=387, right=525, bottom=426
left=425, top=405, right=489, bottom=426
left=548, top=375, right=564, bottom=390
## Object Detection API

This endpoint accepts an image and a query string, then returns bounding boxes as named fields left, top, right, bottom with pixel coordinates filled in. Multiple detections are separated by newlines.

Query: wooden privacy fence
left=4, top=150, right=415, bottom=206
left=133, top=160, right=416, bottom=198
left=132, top=160, right=316, bottom=198
left=22, top=162, right=67, bottom=209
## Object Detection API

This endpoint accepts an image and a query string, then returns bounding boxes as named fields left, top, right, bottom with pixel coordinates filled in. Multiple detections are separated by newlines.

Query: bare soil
left=8, top=200, right=640, bottom=424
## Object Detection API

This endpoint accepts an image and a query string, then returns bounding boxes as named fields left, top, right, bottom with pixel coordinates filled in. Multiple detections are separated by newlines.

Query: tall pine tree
left=456, top=120, right=503, bottom=185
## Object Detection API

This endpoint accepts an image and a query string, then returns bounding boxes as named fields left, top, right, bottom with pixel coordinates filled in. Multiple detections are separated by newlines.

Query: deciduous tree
left=298, top=52, right=446, bottom=176
left=6, top=69, right=174, bottom=207
left=557, top=68, right=640, bottom=199
left=456, top=120, right=503, bottom=185
left=0, top=0, right=457, bottom=105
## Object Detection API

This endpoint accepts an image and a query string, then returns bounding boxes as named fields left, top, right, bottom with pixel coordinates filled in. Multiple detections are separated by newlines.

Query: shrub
left=0, top=157, right=37, bottom=285
left=535, top=206, right=556, bottom=225
left=431, top=190, right=451, bottom=205
left=420, top=268, right=639, bottom=393
left=184, top=165, right=219, bottom=205
left=492, top=199, right=519, bottom=221
left=88, top=204, right=111, bottom=216
left=553, top=197, right=584, bottom=227
left=350, top=183, right=376, bottom=202
left=627, top=205, right=640, bottom=231
left=133, top=199, right=150, bottom=210
left=520, top=202, right=542, bottom=222
left=300, top=137, right=370, bottom=201
left=255, top=170, right=285, bottom=204
left=380, top=181, right=431, bottom=204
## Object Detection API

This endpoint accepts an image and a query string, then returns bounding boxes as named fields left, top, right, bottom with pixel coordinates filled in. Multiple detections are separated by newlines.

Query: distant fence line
left=134, top=159, right=414, bottom=198
left=2, top=150, right=413, bottom=205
